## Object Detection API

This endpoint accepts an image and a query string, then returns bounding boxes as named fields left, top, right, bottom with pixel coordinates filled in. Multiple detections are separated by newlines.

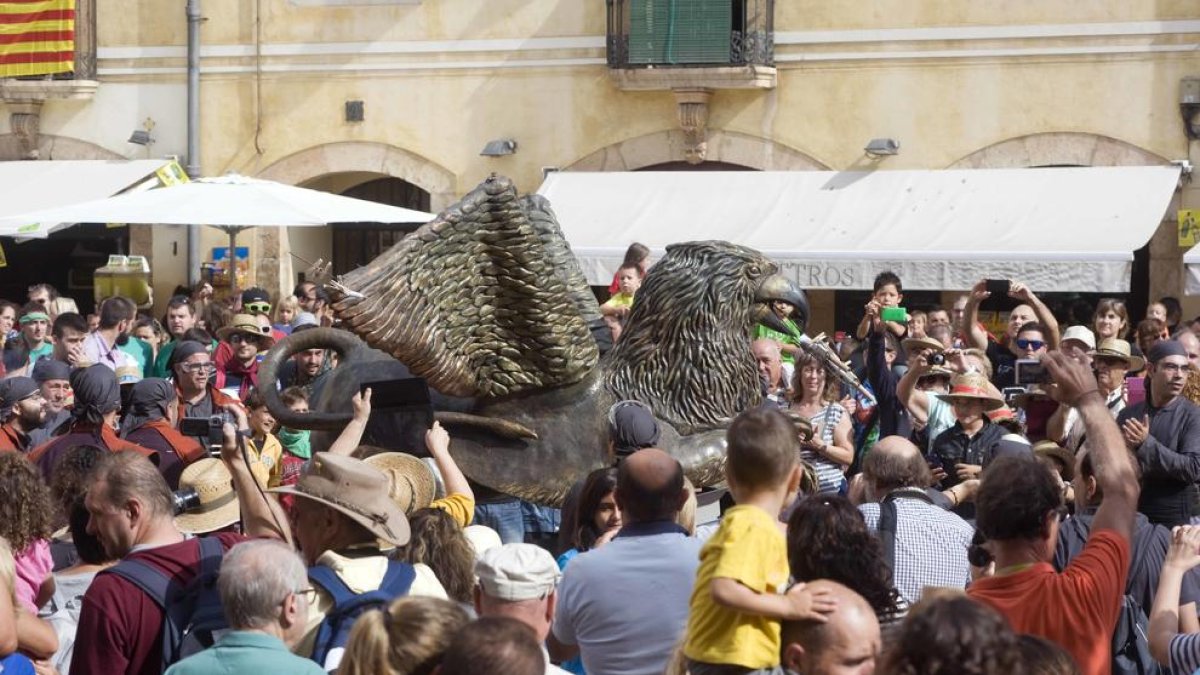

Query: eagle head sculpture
left=260, top=175, right=809, bottom=504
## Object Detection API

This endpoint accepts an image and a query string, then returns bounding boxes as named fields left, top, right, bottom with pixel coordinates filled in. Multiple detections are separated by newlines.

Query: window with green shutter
left=627, top=0, right=732, bottom=65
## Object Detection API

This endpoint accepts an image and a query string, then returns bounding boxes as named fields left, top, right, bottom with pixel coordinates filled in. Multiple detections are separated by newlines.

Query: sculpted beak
left=753, top=273, right=809, bottom=336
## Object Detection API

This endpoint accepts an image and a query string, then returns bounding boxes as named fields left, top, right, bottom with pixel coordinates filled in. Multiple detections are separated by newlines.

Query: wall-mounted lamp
left=128, top=117, right=156, bottom=146
left=1180, top=77, right=1200, bottom=140
left=864, top=138, right=899, bottom=157
left=480, top=139, right=518, bottom=157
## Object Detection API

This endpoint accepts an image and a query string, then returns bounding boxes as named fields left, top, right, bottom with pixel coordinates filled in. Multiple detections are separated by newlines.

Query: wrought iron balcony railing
left=607, top=0, right=774, bottom=69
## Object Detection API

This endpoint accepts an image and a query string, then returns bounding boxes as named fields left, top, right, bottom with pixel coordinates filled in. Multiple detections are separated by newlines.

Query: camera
left=179, top=412, right=234, bottom=447
left=929, top=352, right=946, bottom=366
left=1014, top=358, right=1049, bottom=386
left=172, top=489, right=201, bottom=516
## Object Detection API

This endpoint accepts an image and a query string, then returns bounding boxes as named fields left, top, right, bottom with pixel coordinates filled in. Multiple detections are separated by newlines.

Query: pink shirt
left=14, top=538, right=52, bottom=614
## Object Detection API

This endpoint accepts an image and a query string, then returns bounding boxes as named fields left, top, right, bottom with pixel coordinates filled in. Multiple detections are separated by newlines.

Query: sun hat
left=1061, top=325, right=1096, bottom=352
left=174, top=458, right=242, bottom=534
left=115, top=364, right=142, bottom=386
left=216, top=314, right=275, bottom=349
left=936, top=372, right=1005, bottom=411
left=268, top=453, right=410, bottom=546
left=1032, top=440, right=1076, bottom=481
left=475, top=543, right=562, bottom=601
left=987, top=405, right=1016, bottom=422
left=1090, top=338, right=1144, bottom=371
left=900, top=336, right=945, bottom=354
left=361, top=449, right=437, bottom=515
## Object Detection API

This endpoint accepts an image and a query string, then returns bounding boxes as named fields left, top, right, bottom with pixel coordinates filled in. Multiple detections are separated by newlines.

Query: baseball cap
left=1061, top=325, right=1096, bottom=352
left=608, top=400, right=660, bottom=457
left=475, top=543, right=561, bottom=601
left=0, top=376, right=39, bottom=409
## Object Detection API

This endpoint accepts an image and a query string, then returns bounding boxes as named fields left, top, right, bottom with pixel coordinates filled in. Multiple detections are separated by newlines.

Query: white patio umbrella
left=0, top=173, right=435, bottom=289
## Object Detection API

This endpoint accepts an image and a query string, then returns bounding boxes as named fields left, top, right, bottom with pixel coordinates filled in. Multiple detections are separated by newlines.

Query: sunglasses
left=1015, top=338, right=1046, bottom=351
left=229, top=333, right=261, bottom=345
left=244, top=301, right=272, bottom=314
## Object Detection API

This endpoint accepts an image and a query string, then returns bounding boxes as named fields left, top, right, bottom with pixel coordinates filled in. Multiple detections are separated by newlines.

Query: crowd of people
left=0, top=255, right=1193, bottom=675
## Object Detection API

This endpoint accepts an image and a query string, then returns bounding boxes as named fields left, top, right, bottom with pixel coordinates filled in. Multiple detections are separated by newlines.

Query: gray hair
left=218, top=539, right=308, bottom=630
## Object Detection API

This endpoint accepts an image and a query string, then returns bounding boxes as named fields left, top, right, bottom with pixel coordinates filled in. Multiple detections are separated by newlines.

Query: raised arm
left=1044, top=351, right=1138, bottom=542
left=1045, top=403, right=1072, bottom=445
left=1150, top=526, right=1200, bottom=668
left=1010, top=282, right=1061, bottom=348
left=897, top=351, right=933, bottom=425
left=962, top=281, right=990, bottom=351
left=221, top=414, right=291, bottom=544
left=426, top=421, right=473, bottom=502
left=327, top=388, right=372, bottom=457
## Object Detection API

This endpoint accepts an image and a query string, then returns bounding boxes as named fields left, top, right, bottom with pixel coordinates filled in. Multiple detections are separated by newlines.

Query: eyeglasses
left=179, top=362, right=215, bottom=374
left=244, top=301, right=272, bottom=314
left=1158, top=362, right=1193, bottom=374
left=293, top=588, right=319, bottom=604
left=1015, top=338, right=1046, bottom=351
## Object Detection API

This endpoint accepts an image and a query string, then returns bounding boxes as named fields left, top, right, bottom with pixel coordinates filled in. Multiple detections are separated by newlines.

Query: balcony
left=606, top=0, right=776, bottom=91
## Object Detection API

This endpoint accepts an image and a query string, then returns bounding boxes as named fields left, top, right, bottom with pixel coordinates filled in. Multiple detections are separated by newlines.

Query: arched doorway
left=330, top=177, right=431, bottom=274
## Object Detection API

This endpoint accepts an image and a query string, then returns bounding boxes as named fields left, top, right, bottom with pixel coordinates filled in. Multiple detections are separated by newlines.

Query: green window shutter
left=628, top=0, right=731, bottom=65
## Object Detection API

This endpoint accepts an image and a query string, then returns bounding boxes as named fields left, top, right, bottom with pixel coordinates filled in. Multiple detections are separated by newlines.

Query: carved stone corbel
left=9, top=101, right=43, bottom=159
left=674, top=88, right=711, bottom=165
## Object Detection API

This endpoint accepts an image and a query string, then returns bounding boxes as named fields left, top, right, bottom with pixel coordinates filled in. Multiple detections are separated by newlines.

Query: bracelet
left=948, top=487, right=959, bottom=507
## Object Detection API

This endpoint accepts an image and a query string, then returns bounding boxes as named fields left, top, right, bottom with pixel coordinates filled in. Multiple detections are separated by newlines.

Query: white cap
left=1061, top=325, right=1096, bottom=351
left=475, top=543, right=561, bottom=601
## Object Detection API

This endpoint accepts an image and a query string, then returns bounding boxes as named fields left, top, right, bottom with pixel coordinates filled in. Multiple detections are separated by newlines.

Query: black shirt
left=1117, top=396, right=1200, bottom=527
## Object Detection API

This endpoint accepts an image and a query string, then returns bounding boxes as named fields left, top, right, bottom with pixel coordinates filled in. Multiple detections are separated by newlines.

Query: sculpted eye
left=747, top=264, right=762, bottom=277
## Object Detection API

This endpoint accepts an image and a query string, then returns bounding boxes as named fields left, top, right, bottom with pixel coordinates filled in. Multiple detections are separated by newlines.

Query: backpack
left=1112, top=542, right=1160, bottom=675
left=103, top=536, right=229, bottom=673
left=307, top=560, right=417, bottom=671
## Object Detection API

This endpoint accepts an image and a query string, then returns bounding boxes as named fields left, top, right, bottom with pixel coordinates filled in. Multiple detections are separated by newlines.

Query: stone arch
left=0, top=133, right=123, bottom=161
left=567, top=129, right=830, bottom=172
left=257, top=141, right=456, bottom=211
left=948, top=132, right=1169, bottom=169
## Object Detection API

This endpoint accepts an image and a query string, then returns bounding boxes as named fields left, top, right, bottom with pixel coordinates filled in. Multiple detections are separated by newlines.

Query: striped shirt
left=801, top=403, right=847, bottom=494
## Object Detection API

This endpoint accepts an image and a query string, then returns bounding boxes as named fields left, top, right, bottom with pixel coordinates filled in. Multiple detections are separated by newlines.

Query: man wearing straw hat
left=266, top=451, right=447, bottom=670
left=1046, top=337, right=1139, bottom=454
left=213, top=314, right=276, bottom=400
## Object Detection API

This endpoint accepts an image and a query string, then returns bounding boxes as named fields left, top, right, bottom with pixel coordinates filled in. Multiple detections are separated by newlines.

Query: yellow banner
left=1181, top=209, right=1200, bottom=248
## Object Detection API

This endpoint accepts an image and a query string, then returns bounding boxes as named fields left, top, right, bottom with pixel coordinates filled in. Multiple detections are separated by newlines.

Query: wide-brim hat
left=936, top=372, right=1005, bottom=411
left=216, top=314, right=276, bottom=348
left=175, top=458, right=241, bottom=534
left=901, top=336, right=945, bottom=354
left=269, top=453, right=410, bottom=546
left=362, top=449, right=437, bottom=515
left=1033, top=440, right=1076, bottom=481
left=920, top=365, right=955, bottom=379
left=1090, top=338, right=1144, bottom=372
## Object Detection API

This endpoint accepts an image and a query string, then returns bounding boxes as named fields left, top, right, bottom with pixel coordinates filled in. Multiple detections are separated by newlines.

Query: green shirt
left=164, top=631, right=325, bottom=675
left=753, top=318, right=802, bottom=364
left=119, top=337, right=154, bottom=377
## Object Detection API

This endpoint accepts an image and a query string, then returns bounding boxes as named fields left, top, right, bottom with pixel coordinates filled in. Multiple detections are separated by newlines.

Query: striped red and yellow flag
left=0, top=0, right=75, bottom=78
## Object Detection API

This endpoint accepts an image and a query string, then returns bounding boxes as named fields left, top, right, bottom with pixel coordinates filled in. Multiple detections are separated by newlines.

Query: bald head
left=782, top=581, right=880, bottom=675
left=1178, top=330, right=1200, bottom=368
left=616, top=448, right=687, bottom=524
left=862, top=435, right=932, bottom=497
left=752, top=338, right=783, bottom=387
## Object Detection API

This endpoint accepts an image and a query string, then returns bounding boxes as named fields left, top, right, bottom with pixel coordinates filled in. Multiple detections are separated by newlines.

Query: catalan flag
left=0, top=0, right=74, bottom=78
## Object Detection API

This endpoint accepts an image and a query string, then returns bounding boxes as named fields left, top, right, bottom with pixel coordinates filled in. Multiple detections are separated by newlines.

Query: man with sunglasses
left=214, top=314, right=275, bottom=401
left=1117, top=340, right=1200, bottom=527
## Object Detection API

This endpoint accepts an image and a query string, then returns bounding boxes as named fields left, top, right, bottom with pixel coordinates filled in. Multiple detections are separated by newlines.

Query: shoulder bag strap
left=878, top=494, right=899, bottom=583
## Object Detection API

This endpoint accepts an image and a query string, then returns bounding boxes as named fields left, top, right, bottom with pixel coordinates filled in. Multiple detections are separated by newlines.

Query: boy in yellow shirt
left=684, top=407, right=836, bottom=674
left=600, top=264, right=642, bottom=343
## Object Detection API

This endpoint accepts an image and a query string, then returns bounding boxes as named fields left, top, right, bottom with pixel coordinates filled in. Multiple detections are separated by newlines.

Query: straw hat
left=362, top=449, right=437, bottom=515
left=115, top=365, right=142, bottom=386
left=175, top=458, right=241, bottom=534
left=901, top=336, right=945, bottom=354
left=269, top=453, right=410, bottom=546
left=1090, top=338, right=1144, bottom=372
left=936, top=372, right=1005, bottom=411
left=1033, top=440, right=1076, bottom=481
left=987, top=405, right=1016, bottom=422
left=216, top=313, right=276, bottom=348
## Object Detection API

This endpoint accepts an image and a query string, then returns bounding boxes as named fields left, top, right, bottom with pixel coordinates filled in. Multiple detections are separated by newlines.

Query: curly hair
left=786, top=495, right=902, bottom=617
left=881, top=594, right=1022, bottom=675
left=394, top=509, right=476, bottom=604
left=49, top=445, right=105, bottom=524
left=0, top=452, right=53, bottom=554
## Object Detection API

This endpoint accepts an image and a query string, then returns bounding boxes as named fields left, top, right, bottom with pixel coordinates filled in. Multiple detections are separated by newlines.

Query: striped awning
left=0, top=0, right=75, bottom=78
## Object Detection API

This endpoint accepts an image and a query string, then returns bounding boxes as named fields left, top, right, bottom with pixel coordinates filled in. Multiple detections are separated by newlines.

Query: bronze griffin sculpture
left=259, top=175, right=808, bottom=504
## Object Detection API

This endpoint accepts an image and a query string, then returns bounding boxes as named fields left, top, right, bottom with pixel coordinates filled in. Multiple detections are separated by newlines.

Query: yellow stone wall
left=13, top=0, right=1200, bottom=322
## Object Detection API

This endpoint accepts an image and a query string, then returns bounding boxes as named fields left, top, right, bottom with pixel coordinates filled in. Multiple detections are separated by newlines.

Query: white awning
left=1185, top=243, right=1200, bottom=296
left=537, top=167, right=1181, bottom=292
left=0, top=159, right=176, bottom=236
